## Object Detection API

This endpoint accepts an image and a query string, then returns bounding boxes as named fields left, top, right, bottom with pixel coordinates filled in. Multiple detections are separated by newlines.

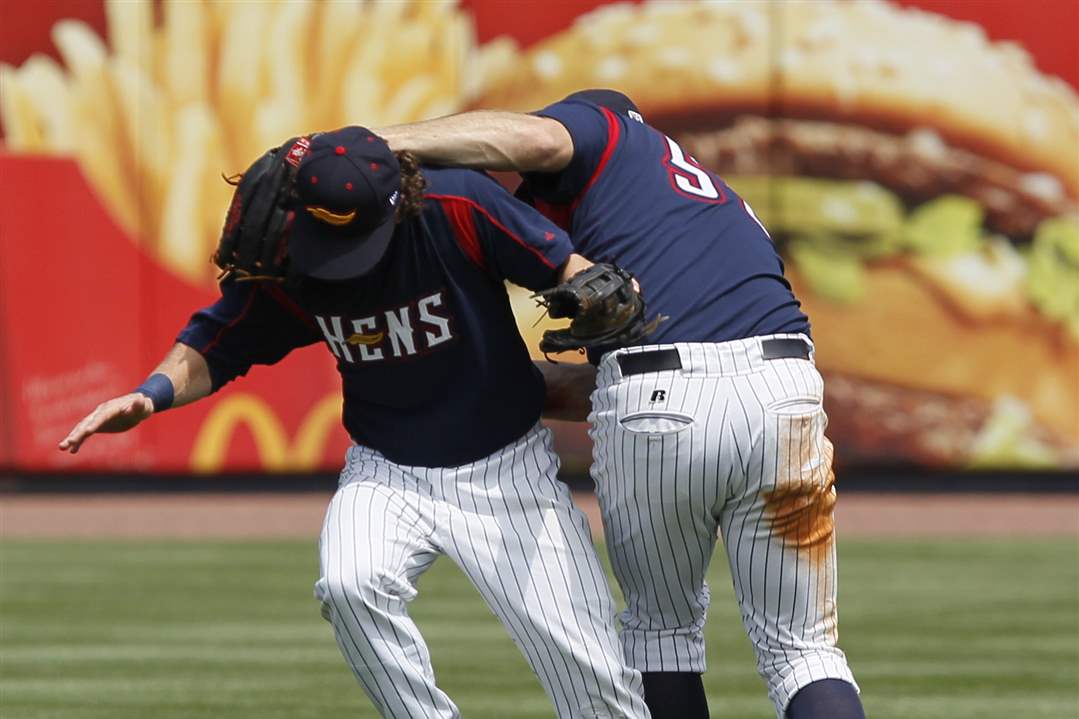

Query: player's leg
left=786, top=678, right=865, bottom=719
left=314, top=448, right=456, bottom=718
left=638, top=672, right=709, bottom=719
left=435, top=424, right=650, bottom=719
left=716, top=363, right=861, bottom=719
left=589, top=346, right=726, bottom=719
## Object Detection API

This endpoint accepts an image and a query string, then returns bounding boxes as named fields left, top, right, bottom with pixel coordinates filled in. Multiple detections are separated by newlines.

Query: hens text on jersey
left=315, top=291, right=454, bottom=363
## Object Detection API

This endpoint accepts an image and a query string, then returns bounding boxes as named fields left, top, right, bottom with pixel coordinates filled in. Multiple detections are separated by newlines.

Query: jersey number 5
left=663, top=136, right=726, bottom=204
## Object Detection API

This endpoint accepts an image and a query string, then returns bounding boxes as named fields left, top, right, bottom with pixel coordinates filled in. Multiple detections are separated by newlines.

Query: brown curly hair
left=395, top=151, right=426, bottom=220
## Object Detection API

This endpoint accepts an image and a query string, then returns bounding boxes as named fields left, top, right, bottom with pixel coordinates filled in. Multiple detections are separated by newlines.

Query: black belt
left=617, top=338, right=811, bottom=377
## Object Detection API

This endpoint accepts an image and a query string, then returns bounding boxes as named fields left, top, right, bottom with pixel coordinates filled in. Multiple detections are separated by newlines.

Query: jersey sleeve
left=523, top=99, right=615, bottom=203
left=176, top=279, right=322, bottom=391
left=429, top=172, right=573, bottom=291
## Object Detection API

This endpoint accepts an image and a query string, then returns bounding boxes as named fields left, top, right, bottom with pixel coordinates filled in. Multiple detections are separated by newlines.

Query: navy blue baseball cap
left=287, top=127, right=402, bottom=280
left=564, top=88, right=643, bottom=122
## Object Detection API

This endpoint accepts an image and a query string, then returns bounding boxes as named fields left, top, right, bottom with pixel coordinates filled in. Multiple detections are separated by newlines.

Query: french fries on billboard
left=0, top=0, right=509, bottom=283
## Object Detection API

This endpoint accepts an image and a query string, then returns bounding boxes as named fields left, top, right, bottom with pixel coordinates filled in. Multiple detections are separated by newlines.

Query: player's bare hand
left=58, top=393, right=154, bottom=454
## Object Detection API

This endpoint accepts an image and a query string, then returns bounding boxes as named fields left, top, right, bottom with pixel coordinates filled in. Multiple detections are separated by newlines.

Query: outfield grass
left=1, top=539, right=1076, bottom=719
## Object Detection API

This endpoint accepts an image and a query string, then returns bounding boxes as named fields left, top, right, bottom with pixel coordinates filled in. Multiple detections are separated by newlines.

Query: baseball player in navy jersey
left=379, top=90, right=865, bottom=719
left=59, top=127, right=653, bottom=719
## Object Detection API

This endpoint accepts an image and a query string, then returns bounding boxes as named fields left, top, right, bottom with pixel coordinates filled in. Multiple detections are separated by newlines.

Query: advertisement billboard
left=1, top=0, right=1075, bottom=473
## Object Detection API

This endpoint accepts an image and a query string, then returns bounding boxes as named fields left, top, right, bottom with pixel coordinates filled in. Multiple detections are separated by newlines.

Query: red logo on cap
left=284, top=136, right=312, bottom=168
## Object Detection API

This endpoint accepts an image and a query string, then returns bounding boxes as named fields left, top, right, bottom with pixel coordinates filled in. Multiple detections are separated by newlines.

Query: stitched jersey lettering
left=314, top=291, right=455, bottom=365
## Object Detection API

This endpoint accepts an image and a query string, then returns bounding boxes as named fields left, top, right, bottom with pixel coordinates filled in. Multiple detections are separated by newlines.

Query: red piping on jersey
left=199, top=287, right=257, bottom=355
left=262, top=284, right=319, bottom=330
left=533, top=197, right=573, bottom=232
left=570, top=106, right=621, bottom=211
left=426, top=193, right=556, bottom=269
left=431, top=196, right=488, bottom=271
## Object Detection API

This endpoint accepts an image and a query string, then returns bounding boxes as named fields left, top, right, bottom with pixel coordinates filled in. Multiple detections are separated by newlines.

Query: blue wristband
left=134, top=373, right=174, bottom=412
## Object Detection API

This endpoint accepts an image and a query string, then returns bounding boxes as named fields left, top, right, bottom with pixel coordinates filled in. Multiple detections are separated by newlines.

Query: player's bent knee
left=315, top=567, right=416, bottom=618
left=313, top=579, right=336, bottom=622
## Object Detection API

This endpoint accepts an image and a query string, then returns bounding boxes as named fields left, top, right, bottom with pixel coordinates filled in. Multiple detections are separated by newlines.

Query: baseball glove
left=532, top=262, right=662, bottom=354
left=213, top=136, right=312, bottom=282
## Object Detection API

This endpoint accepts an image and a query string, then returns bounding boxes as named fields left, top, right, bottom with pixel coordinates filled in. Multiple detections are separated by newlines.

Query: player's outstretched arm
left=58, top=343, right=212, bottom=454
left=377, top=110, right=573, bottom=173
left=536, top=361, right=597, bottom=423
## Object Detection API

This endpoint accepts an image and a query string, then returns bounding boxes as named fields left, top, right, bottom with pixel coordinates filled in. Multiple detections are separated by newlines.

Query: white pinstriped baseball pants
left=590, top=336, right=859, bottom=717
left=314, top=423, right=650, bottom=719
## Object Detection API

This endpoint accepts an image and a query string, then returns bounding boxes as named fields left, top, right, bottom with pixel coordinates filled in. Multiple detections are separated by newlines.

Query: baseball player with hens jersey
left=380, top=90, right=865, bottom=719
left=59, top=127, right=653, bottom=718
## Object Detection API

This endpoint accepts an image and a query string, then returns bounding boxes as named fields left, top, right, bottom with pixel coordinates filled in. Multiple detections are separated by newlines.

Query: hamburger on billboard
left=478, top=0, right=1079, bottom=468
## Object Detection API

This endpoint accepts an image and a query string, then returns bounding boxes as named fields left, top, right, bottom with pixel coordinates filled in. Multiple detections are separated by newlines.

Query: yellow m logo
left=190, top=393, right=343, bottom=472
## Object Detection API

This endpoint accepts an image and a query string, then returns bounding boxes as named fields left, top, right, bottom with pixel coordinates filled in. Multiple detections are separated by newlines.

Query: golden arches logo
left=190, top=393, right=343, bottom=472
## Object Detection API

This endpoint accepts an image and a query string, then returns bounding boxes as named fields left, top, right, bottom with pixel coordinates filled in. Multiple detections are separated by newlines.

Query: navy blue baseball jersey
left=524, top=98, right=809, bottom=352
left=177, top=167, right=571, bottom=467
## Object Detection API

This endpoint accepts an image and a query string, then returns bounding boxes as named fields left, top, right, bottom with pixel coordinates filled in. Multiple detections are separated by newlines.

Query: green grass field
left=2, top=539, right=1076, bottom=719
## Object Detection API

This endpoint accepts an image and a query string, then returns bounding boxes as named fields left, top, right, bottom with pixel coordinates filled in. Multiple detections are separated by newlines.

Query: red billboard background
left=3, top=1, right=1077, bottom=87
left=1, top=1, right=1076, bottom=474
